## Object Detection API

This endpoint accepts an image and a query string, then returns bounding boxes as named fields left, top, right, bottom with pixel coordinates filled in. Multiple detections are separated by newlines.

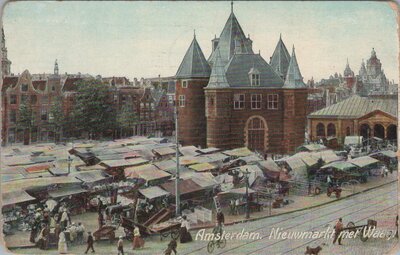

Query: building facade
left=175, top=6, right=308, bottom=154
left=308, top=95, right=397, bottom=144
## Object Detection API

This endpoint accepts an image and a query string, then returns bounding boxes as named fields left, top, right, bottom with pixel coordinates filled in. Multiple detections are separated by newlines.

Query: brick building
left=308, top=95, right=397, bottom=145
left=175, top=6, right=308, bottom=154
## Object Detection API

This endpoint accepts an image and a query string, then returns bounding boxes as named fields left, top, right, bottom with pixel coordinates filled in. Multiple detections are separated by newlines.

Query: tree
left=16, top=103, right=35, bottom=145
left=71, top=79, right=116, bottom=139
left=116, top=99, right=138, bottom=137
left=49, top=96, right=65, bottom=142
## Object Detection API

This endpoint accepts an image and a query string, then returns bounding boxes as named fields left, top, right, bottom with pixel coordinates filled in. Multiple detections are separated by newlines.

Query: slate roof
left=283, top=47, right=307, bottom=89
left=270, top=35, right=291, bottom=79
left=175, top=36, right=211, bottom=79
left=32, top=80, right=47, bottom=91
left=224, top=54, right=284, bottom=88
left=208, top=12, right=253, bottom=66
left=309, top=95, right=398, bottom=118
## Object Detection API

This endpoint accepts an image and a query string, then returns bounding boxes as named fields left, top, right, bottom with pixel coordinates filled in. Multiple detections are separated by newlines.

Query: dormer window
left=182, top=80, right=188, bottom=88
left=248, top=68, right=260, bottom=86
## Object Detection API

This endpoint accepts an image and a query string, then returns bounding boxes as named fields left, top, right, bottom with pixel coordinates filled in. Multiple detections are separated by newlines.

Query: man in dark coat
left=84, top=231, right=95, bottom=254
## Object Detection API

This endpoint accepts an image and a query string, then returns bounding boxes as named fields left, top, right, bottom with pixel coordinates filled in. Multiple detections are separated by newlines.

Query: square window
left=251, top=94, right=262, bottom=109
left=41, top=108, right=48, bottom=121
left=10, top=95, right=17, bottom=104
left=182, top=80, right=188, bottom=88
left=178, top=95, right=185, bottom=107
left=234, top=94, right=245, bottom=109
left=267, top=94, right=279, bottom=109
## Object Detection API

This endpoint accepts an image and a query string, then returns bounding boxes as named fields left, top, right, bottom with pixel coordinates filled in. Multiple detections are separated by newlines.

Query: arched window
left=246, top=116, right=267, bottom=152
left=316, top=123, right=325, bottom=136
left=327, top=123, right=336, bottom=136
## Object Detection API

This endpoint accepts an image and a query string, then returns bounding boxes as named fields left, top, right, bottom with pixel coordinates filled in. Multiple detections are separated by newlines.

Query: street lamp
left=243, top=169, right=251, bottom=219
left=67, top=155, right=73, bottom=175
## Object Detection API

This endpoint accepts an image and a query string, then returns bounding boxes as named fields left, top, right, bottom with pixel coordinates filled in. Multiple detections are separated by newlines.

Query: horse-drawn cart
left=343, top=219, right=377, bottom=242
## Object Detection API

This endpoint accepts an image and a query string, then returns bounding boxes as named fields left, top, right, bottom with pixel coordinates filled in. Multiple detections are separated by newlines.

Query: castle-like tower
left=1, top=27, right=11, bottom=77
left=175, top=34, right=211, bottom=148
left=175, top=3, right=308, bottom=154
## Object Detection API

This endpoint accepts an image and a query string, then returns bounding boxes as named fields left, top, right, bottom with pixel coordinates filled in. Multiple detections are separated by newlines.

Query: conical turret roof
left=283, top=46, right=306, bottom=89
left=208, top=11, right=253, bottom=66
left=206, top=49, right=229, bottom=88
left=270, top=35, right=290, bottom=79
left=175, top=35, right=211, bottom=79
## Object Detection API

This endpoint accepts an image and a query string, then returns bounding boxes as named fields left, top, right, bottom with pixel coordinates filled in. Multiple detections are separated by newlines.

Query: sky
left=2, top=1, right=399, bottom=82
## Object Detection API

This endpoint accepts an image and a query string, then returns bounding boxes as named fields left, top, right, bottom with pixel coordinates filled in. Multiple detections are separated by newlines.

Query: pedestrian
left=37, top=224, right=49, bottom=250
left=333, top=218, right=343, bottom=245
left=179, top=215, right=192, bottom=243
left=117, top=236, right=124, bottom=255
left=215, top=209, right=225, bottom=236
left=84, top=231, right=95, bottom=254
left=58, top=231, right=68, bottom=254
left=132, top=225, right=145, bottom=249
left=235, top=198, right=240, bottom=215
left=395, top=215, right=399, bottom=239
left=60, top=209, right=69, bottom=231
left=97, top=196, right=103, bottom=213
left=98, top=211, right=104, bottom=229
left=77, top=222, right=85, bottom=244
left=229, top=199, right=235, bottom=215
left=327, top=175, right=332, bottom=187
left=164, top=239, right=177, bottom=255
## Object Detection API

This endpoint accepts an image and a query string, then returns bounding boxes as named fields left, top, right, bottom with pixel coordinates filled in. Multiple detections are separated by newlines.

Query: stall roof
left=257, top=160, right=280, bottom=172
left=74, top=143, right=95, bottom=148
left=311, top=150, right=340, bottom=163
left=48, top=186, right=88, bottom=198
left=152, top=147, right=176, bottom=156
left=180, top=172, right=217, bottom=188
left=76, top=164, right=107, bottom=172
left=139, top=186, right=170, bottom=200
left=189, top=162, right=217, bottom=172
left=370, top=150, right=397, bottom=158
left=349, top=156, right=379, bottom=168
left=222, top=147, right=253, bottom=157
left=96, top=154, right=125, bottom=161
left=172, top=156, right=199, bottom=166
left=294, top=153, right=319, bottom=167
left=179, top=146, right=200, bottom=157
left=154, top=160, right=177, bottom=171
left=2, top=190, right=36, bottom=206
left=2, top=176, right=81, bottom=192
left=2, top=155, right=34, bottom=166
left=73, top=170, right=109, bottom=183
left=297, top=144, right=327, bottom=152
left=234, top=165, right=265, bottom=186
left=2, top=173, right=25, bottom=182
left=282, top=157, right=307, bottom=172
left=238, top=155, right=262, bottom=164
left=321, top=161, right=357, bottom=171
left=160, top=179, right=203, bottom=196
left=219, top=187, right=256, bottom=195
left=101, top=158, right=148, bottom=168
left=196, top=147, right=221, bottom=154
left=125, top=165, right=171, bottom=181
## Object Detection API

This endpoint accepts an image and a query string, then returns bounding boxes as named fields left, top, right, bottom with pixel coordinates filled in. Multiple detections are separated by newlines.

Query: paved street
left=10, top=181, right=398, bottom=255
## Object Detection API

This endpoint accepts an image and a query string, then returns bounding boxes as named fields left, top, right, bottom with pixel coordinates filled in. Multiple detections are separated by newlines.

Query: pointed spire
left=283, top=46, right=306, bottom=88
left=270, top=34, right=290, bottom=79
left=194, top=29, right=196, bottom=38
left=208, top=7, right=253, bottom=65
left=176, top=35, right=211, bottom=79
left=206, top=49, right=229, bottom=88
left=231, top=1, right=234, bottom=13
left=54, top=59, right=59, bottom=75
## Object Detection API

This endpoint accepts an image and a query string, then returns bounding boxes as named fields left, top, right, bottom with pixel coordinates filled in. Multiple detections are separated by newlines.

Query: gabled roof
left=62, top=77, right=82, bottom=92
left=175, top=36, right=211, bottom=79
left=208, top=12, right=253, bottom=66
left=2, top=76, right=18, bottom=92
left=32, top=80, right=47, bottom=91
left=283, top=47, right=306, bottom=89
left=206, top=49, right=229, bottom=88
left=270, top=35, right=291, bottom=79
left=224, top=54, right=284, bottom=88
left=309, top=95, right=398, bottom=118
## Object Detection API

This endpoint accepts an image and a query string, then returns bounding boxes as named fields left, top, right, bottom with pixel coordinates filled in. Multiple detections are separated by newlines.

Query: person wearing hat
left=117, top=236, right=124, bottom=255
left=84, top=231, right=95, bottom=254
